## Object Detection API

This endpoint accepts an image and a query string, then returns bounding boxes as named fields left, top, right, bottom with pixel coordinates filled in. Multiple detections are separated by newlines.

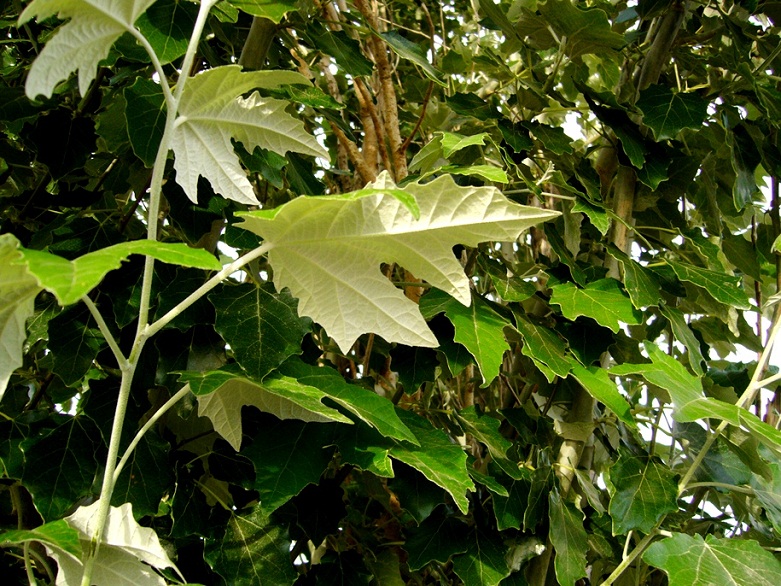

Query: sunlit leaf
left=548, top=491, right=588, bottom=586
left=637, top=85, right=709, bottom=141
left=550, top=279, right=642, bottom=333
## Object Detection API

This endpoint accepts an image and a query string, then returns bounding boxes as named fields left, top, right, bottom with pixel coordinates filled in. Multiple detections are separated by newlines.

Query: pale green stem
left=80, top=4, right=219, bottom=585
left=81, top=295, right=128, bottom=370
left=24, top=541, right=37, bottom=586
left=599, top=527, right=659, bottom=586
left=684, top=482, right=755, bottom=495
left=113, top=384, right=192, bottom=484
left=144, top=242, right=274, bottom=339
left=126, top=28, right=174, bottom=111
left=757, top=371, right=781, bottom=388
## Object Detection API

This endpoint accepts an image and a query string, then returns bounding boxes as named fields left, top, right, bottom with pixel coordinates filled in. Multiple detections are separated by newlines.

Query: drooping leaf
left=277, top=358, right=419, bottom=444
left=19, top=0, right=157, bottom=98
left=241, top=418, right=336, bottom=513
left=135, top=0, right=197, bottom=64
left=0, top=519, right=81, bottom=558
left=125, top=77, right=166, bottom=167
left=171, top=66, right=327, bottom=204
left=513, top=318, right=573, bottom=382
left=226, top=0, right=298, bottom=23
left=0, top=234, right=41, bottom=398
left=184, top=369, right=352, bottom=451
left=389, top=409, right=475, bottom=514
left=666, top=260, right=751, bottom=310
left=751, top=462, right=781, bottom=535
left=22, top=416, right=103, bottom=521
left=538, top=0, right=625, bottom=58
left=637, top=85, right=710, bottom=141
left=607, top=451, right=678, bottom=534
left=308, top=24, right=374, bottom=77
left=440, top=132, right=491, bottom=157
left=569, top=364, right=635, bottom=426
left=47, top=305, right=106, bottom=387
left=728, top=123, right=763, bottom=210
left=490, top=469, right=533, bottom=531
left=20, top=240, right=220, bottom=306
left=210, top=283, right=309, bottom=380
left=452, top=528, right=512, bottom=586
left=659, top=304, right=706, bottom=376
left=379, top=31, right=446, bottom=86
left=548, top=491, right=588, bottom=586
left=457, top=406, right=520, bottom=479
left=420, top=289, right=511, bottom=386
left=607, top=246, right=662, bottom=308
left=550, top=279, right=643, bottom=333
left=111, top=432, right=173, bottom=519
left=404, top=507, right=468, bottom=570
left=238, top=171, right=558, bottom=352
left=643, top=533, right=781, bottom=586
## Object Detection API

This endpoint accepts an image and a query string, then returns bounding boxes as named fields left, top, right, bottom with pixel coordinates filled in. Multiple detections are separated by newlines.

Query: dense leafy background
left=2, top=0, right=781, bottom=584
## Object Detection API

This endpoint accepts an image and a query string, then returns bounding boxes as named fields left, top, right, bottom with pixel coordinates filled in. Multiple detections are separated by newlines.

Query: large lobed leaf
left=20, top=0, right=156, bottom=98
left=171, top=66, right=327, bottom=205
left=238, top=171, right=559, bottom=351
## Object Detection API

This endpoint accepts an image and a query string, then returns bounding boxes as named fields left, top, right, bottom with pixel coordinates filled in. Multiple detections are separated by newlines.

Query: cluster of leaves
left=1, top=0, right=781, bottom=585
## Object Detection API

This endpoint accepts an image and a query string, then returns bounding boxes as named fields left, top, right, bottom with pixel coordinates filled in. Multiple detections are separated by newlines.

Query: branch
left=355, top=78, right=392, bottom=172
left=329, top=121, right=377, bottom=184
left=81, top=295, right=128, bottom=371
left=238, top=17, right=276, bottom=70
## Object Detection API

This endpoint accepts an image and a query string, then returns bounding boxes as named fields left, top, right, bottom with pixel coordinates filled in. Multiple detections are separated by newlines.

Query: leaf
left=420, top=289, right=511, bottom=386
left=457, top=406, right=520, bottom=479
left=238, top=171, right=558, bottom=352
left=659, top=304, right=706, bottom=376
left=607, top=451, right=678, bottom=534
left=513, top=318, right=573, bottom=383
left=666, top=260, right=751, bottom=310
left=538, top=0, right=625, bottom=58
left=440, top=132, right=490, bottom=157
left=46, top=501, right=181, bottom=586
left=0, top=234, right=41, bottom=398
left=403, top=507, right=470, bottom=570
left=111, top=432, right=173, bottom=519
left=389, top=409, right=475, bottom=514
left=241, top=418, right=336, bottom=513
left=548, top=491, right=588, bottom=586
left=184, top=369, right=352, bottom=451
left=445, top=164, right=509, bottom=183
left=226, top=0, right=299, bottom=23
left=637, top=85, right=710, bottom=141
left=379, top=31, right=446, bottom=86
left=171, top=65, right=328, bottom=204
left=751, top=462, right=781, bottom=535
left=569, top=364, right=635, bottom=427
left=728, top=123, right=763, bottom=210
left=277, top=358, right=419, bottom=445
left=134, top=0, right=197, bottom=64
left=490, top=470, right=533, bottom=531
left=19, top=0, right=156, bottom=98
left=47, top=305, right=106, bottom=387
left=550, top=279, right=642, bottom=333
left=210, top=283, right=309, bottom=380
left=643, top=533, right=781, bottom=586
left=308, top=24, right=374, bottom=77
left=607, top=246, right=662, bottom=308
left=452, top=529, right=512, bottom=586
left=0, top=519, right=81, bottom=558
left=22, top=416, right=103, bottom=521
left=20, top=240, right=220, bottom=306
left=125, top=77, right=166, bottom=167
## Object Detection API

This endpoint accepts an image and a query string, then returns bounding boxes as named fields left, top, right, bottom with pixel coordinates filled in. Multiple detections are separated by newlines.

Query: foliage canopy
left=1, top=0, right=781, bottom=584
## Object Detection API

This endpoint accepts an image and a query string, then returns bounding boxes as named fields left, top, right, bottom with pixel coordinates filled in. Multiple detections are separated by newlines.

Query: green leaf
left=19, top=0, right=156, bottom=97
left=457, top=406, right=520, bottom=479
left=637, top=85, right=710, bottom=141
left=728, top=123, right=763, bottom=210
left=226, top=0, right=298, bottom=23
left=20, top=240, right=220, bottom=306
left=643, top=533, right=781, bottom=586
left=538, top=0, right=625, bottom=58
left=210, top=283, right=309, bottom=380
left=0, top=519, right=81, bottom=558
left=389, top=409, right=475, bottom=514
left=440, top=132, right=490, bottom=157
left=111, top=432, right=173, bottom=519
left=420, top=289, right=511, bottom=386
left=550, top=279, right=642, bottom=333
left=513, top=318, right=573, bottom=383
left=666, top=260, right=751, bottom=310
left=607, top=451, right=678, bottom=534
left=445, top=164, right=509, bottom=183
left=379, top=31, right=446, bottom=86
left=205, top=505, right=296, bottom=585
left=751, top=462, right=781, bottom=535
left=135, top=0, right=197, bottom=64
left=548, top=491, right=588, bottom=586
left=48, top=305, right=106, bottom=387
left=0, top=234, right=41, bottom=398
left=125, top=77, right=166, bottom=167
left=404, top=507, right=470, bottom=570
left=573, top=198, right=610, bottom=236
left=277, top=358, right=419, bottom=445
left=22, top=416, right=103, bottom=521
left=172, top=65, right=327, bottom=204
left=452, top=529, right=512, bottom=586
left=659, top=305, right=706, bottom=376
left=241, top=418, right=335, bottom=513
left=238, top=171, right=558, bottom=352
left=183, top=369, right=352, bottom=451
left=523, top=120, right=574, bottom=155
left=490, top=469, right=533, bottom=531
left=309, top=24, right=374, bottom=77
left=334, top=424, right=394, bottom=478
left=569, top=364, right=635, bottom=427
